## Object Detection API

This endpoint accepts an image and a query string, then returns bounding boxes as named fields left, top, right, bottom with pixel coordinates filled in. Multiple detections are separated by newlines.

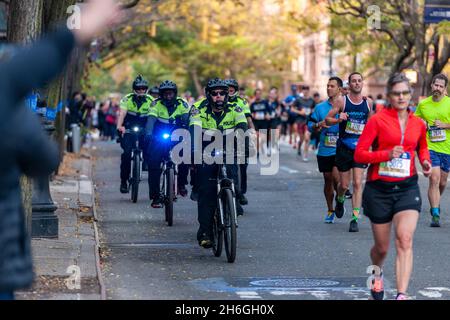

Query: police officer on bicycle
left=189, top=78, right=248, bottom=248
left=117, top=75, right=154, bottom=193
left=148, top=86, right=160, bottom=100
left=225, top=78, right=254, bottom=206
left=146, top=80, right=191, bottom=208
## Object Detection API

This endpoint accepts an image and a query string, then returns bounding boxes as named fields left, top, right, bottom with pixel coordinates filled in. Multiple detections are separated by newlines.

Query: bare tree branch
left=327, top=0, right=362, bottom=18
left=434, top=36, right=450, bottom=74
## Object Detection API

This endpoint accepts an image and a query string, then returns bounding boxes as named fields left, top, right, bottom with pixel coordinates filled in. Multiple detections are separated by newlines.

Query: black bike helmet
left=225, top=78, right=239, bottom=91
left=206, top=78, right=228, bottom=93
left=132, top=75, right=149, bottom=92
left=225, top=78, right=239, bottom=100
left=149, top=86, right=159, bottom=95
left=159, top=80, right=177, bottom=94
left=159, top=80, right=178, bottom=106
left=206, top=78, right=229, bottom=109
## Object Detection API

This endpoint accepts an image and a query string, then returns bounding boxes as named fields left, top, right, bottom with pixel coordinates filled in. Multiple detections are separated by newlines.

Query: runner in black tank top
left=338, top=95, right=371, bottom=151
left=325, top=72, right=373, bottom=233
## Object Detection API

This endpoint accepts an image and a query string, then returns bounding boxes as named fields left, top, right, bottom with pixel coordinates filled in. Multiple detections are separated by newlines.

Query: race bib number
left=255, top=112, right=265, bottom=120
left=379, top=152, right=411, bottom=178
left=429, top=126, right=446, bottom=142
left=345, top=119, right=365, bottom=135
left=304, top=108, right=311, bottom=116
left=324, top=132, right=338, bottom=147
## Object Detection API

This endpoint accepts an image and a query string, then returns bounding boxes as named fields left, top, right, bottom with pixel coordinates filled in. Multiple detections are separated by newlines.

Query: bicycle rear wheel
left=130, top=154, right=140, bottom=203
left=212, top=211, right=223, bottom=257
left=223, top=189, right=237, bottom=263
left=165, top=168, right=174, bottom=226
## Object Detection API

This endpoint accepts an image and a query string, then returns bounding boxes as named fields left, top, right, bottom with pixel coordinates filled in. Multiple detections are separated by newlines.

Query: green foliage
left=85, top=0, right=300, bottom=98
left=82, top=66, right=127, bottom=99
left=436, top=21, right=450, bottom=35
left=328, top=8, right=397, bottom=76
left=132, top=59, right=173, bottom=86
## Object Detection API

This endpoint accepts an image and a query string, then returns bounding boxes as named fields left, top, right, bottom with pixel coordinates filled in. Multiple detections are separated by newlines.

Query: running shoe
left=349, top=220, right=359, bottom=232
left=334, top=196, right=346, bottom=218
left=396, top=293, right=408, bottom=300
left=345, top=189, right=352, bottom=199
left=324, top=211, right=335, bottom=224
left=430, top=214, right=441, bottom=228
left=370, top=273, right=384, bottom=300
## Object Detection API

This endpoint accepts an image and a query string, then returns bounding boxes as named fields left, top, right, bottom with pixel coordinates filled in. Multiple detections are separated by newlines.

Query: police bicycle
left=118, top=126, right=145, bottom=203
left=158, top=115, right=189, bottom=226
left=210, top=150, right=239, bottom=263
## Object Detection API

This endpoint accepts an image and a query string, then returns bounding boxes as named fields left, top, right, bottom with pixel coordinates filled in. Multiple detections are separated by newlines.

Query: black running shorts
left=362, top=176, right=422, bottom=224
left=253, top=120, right=269, bottom=131
left=317, top=155, right=336, bottom=173
left=335, top=144, right=368, bottom=172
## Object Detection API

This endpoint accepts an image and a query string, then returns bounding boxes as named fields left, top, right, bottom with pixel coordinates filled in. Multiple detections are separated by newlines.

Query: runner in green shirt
left=414, top=73, right=450, bottom=227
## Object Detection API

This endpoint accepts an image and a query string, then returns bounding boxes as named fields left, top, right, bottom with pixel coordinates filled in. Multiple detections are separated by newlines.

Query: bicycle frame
left=161, top=151, right=178, bottom=199
left=124, top=128, right=144, bottom=182
left=159, top=134, right=179, bottom=201
left=216, top=163, right=238, bottom=228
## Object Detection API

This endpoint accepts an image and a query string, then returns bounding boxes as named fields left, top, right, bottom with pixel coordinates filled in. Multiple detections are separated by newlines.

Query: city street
left=1, top=0, right=449, bottom=306
left=94, top=140, right=450, bottom=300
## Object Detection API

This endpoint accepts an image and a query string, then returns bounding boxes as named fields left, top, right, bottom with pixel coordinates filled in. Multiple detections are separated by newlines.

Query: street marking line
left=270, top=291, right=305, bottom=296
left=425, top=287, right=450, bottom=292
left=418, top=290, right=443, bottom=298
left=236, top=291, right=262, bottom=299
left=280, top=166, right=299, bottom=174
left=308, top=291, right=330, bottom=300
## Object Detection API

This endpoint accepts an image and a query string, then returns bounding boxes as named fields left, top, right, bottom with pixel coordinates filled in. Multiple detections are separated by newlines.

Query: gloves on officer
left=175, top=113, right=190, bottom=128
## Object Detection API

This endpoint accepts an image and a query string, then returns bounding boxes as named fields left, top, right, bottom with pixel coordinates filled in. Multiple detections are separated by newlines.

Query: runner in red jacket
left=355, top=106, right=430, bottom=183
left=354, top=73, right=432, bottom=301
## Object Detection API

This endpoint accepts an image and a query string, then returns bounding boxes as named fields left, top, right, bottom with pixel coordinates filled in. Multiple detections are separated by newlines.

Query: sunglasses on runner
left=390, top=90, right=411, bottom=97
left=210, top=91, right=227, bottom=97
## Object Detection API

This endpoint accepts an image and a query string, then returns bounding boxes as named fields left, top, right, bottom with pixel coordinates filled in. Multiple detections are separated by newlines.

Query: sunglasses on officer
left=210, top=90, right=227, bottom=97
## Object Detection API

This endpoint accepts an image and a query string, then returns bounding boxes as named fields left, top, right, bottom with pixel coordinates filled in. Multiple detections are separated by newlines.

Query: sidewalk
left=16, top=150, right=104, bottom=300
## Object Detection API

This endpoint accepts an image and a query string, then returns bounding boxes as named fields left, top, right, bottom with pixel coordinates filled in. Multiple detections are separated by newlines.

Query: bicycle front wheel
left=212, top=210, right=223, bottom=257
left=130, top=154, right=140, bottom=203
left=222, top=189, right=237, bottom=263
left=165, top=168, right=174, bottom=226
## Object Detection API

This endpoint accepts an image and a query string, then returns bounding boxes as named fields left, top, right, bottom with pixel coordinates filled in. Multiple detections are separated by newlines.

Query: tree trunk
left=191, top=69, right=203, bottom=97
left=7, top=0, right=44, bottom=235
left=67, top=46, right=89, bottom=96
left=42, top=0, right=78, bottom=160
left=7, top=0, right=43, bottom=43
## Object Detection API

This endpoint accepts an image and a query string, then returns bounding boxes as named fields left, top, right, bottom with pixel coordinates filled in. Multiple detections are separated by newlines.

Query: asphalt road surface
left=93, top=139, right=450, bottom=300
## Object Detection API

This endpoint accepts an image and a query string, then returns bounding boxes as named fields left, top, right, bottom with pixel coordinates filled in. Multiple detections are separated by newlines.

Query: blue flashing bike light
left=162, top=133, right=170, bottom=140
